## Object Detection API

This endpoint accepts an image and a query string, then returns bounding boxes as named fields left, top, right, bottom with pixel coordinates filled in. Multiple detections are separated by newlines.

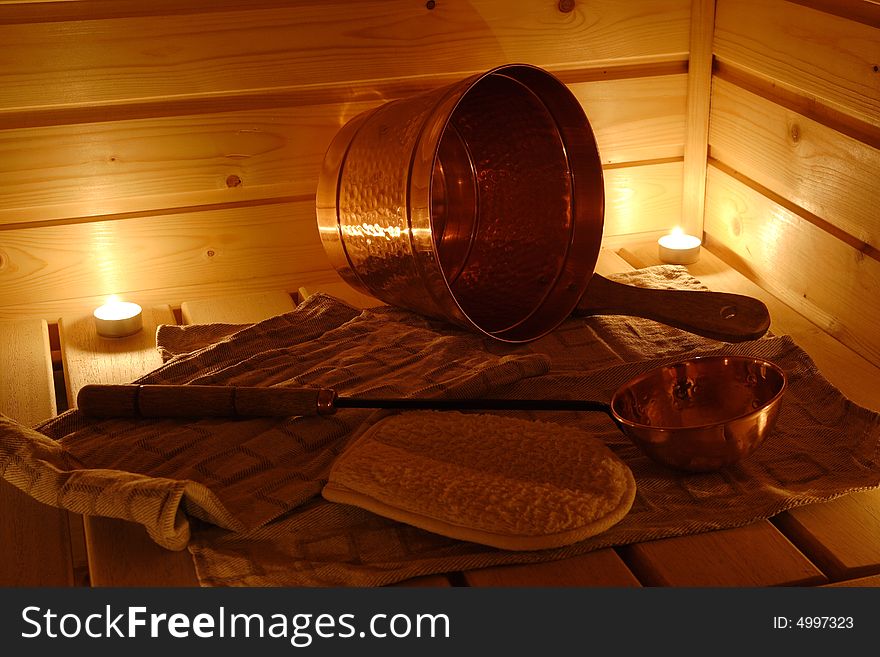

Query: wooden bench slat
left=464, top=550, right=642, bottom=587
left=63, top=291, right=300, bottom=587
left=0, top=318, right=75, bottom=585
left=0, top=481, right=76, bottom=586
left=84, top=517, right=200, bottom=587
left=773, top=489, right=880, bottom=582
left=59, top=304, right=179, bottom=587
left=181, top=290, right=295, bottom=325
left=298, top=281, right=383, bottom=309
left=0, top=318, right=56, bottom=425
left=619, top=520, right=827, bottom=586
left=823, top=573, right=880, bottom=588
left=59, top=304, right=176, bottom=400
left=391, top=574, right=454, bottom=587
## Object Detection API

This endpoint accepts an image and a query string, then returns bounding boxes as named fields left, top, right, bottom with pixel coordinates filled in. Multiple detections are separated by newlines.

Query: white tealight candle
left=658, top=227, right=701, bottom=265
left=94, top=296, right=143, bottom=338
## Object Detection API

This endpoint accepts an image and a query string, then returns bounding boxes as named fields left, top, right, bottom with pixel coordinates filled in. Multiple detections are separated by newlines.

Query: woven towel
left=2, top=265, right=879, bottom=586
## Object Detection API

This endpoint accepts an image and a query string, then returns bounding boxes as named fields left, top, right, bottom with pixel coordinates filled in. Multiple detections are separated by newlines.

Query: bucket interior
left=431, top=72, right=576, bottom=335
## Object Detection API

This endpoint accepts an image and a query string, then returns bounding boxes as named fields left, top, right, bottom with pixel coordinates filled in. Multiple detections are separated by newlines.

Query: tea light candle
left=658, top=227, right=701, bottom=265
left=94, top=296, right=143, bottom=338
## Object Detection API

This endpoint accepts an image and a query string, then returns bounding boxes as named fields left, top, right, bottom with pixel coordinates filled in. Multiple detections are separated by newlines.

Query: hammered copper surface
left=610, top=356, right=787, bottom=472
left=316, top=64, right=604, bottom=342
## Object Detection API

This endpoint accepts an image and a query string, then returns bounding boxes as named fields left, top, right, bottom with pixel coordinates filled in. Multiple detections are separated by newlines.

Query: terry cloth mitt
left=322, top=411, right=636, bottom=551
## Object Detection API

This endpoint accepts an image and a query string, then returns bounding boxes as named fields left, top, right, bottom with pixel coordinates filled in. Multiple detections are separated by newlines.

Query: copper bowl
left=609, top=356, right=786, bottom=472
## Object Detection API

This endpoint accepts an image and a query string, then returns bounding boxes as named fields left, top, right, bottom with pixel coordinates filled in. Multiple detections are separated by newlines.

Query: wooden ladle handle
left=77, top=384, right=332, bottom=419
left=575, top=274, right=771, bottom=342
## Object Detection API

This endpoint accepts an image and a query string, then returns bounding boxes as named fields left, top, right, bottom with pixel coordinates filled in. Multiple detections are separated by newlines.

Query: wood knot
left=425, top=0, right=436, bottom=9
left=226, top=174, right=242, bottom=188
left=789, top=123, right=800, bottom=144
left=730, top=215, right=743, bottom=238
left=558, top=0, right=575, bottom=12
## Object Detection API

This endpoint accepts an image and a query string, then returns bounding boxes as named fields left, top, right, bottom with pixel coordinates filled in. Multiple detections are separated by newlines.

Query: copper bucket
left=317, top=64, right=772, bottom=344
left=316, top=64, right=604, bottom=342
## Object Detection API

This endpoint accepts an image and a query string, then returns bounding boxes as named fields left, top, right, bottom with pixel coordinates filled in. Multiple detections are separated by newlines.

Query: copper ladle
left=77, top=355, right=785, bottom=472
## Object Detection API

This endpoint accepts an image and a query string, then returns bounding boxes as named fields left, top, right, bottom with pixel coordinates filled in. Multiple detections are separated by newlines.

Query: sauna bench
left=2, top=241, right=879, bottom=588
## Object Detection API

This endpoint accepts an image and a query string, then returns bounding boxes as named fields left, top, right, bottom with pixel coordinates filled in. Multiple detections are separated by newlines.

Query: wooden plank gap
left=553, top=57, right=689, bottom=84
left=600, top=229, right=671, bottom=251
left=713, top=59, right=880, bottom=150
left=602, top=155, right=684, bottom=170
left=708, top=158, right=880, bottom=263
left=0, top=192, right=312, bottom=233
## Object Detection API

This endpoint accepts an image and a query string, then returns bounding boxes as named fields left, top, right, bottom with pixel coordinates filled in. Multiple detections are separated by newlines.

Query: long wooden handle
left=576, top=274, right=771, bottom=342
left=76, top=384, right=335, bottom=419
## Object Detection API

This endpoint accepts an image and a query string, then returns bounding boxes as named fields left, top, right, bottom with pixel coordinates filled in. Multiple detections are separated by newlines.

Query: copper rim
left=316, top=64, right=604, bottom=342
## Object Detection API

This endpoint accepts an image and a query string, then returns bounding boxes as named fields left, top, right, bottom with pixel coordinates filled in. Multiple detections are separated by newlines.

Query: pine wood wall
left=0, top=0, right=691, bottom=320
left=703, top=0, right=880, bottom=367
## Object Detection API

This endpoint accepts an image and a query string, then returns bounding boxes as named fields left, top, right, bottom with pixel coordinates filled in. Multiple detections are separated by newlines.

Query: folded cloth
left=2, top=265, right=879, bottom=586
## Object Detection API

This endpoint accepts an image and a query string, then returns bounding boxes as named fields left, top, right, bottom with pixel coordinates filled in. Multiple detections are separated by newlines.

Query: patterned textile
left=2, top=266, right=879, bottom=586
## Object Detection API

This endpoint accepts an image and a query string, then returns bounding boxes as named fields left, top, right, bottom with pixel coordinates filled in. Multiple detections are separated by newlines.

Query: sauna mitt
left=322, top=410, right=637, bottom=551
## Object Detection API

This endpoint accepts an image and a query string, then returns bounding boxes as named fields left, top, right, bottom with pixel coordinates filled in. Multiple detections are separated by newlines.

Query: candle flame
left=95, top=296, right=141, bottom=321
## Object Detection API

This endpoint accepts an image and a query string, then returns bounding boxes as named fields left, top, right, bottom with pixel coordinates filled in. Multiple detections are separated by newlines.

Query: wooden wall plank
left=0, top=162, right=681, bottom=321
left=714, top=0, right=880, bottom=127
left=603, top=161, right=684, bottom=237
left=0, top=201, right=327, bottom=311
left=0, top=75, right=687, bottom=227
left=0, top=102, right=373, bottom=225
left=0, top=1, right=325, bottom=25
left=571, top=74, right=687, bottom=165
left=0, top=0, right=690, bottom=114
left=709, top=77, right=880, bottom=249
left=704, top=165, right=880, bottom=368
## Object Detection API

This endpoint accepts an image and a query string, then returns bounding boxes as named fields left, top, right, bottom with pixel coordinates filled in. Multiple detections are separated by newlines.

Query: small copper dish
left=610, top=355, right=787, bottom=472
